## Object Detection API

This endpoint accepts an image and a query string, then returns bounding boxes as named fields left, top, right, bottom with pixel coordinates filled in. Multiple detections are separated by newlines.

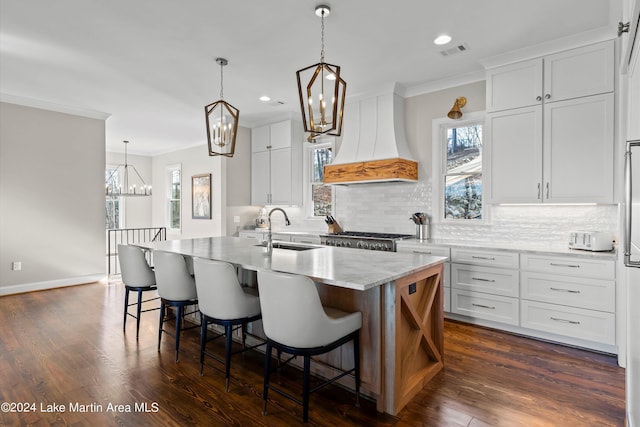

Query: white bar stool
left=117, top=244, right=159, bottom=339
left=153, top=251, right=199, bottom=362
left=193, top=258, right=263, bottom=391
left=257, top=269, right=362, bottom=423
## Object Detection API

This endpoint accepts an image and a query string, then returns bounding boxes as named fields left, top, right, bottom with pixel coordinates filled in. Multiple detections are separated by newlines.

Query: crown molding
left=0, top=93, right=111, bottom=120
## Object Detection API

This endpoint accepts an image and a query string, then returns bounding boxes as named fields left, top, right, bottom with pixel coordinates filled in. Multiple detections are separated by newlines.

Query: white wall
left=0, top=102, right=106, bottom=294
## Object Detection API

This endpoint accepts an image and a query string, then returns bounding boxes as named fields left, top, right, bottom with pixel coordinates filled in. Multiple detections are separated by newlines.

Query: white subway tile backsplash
left=277, top=179, right=619, bottom=247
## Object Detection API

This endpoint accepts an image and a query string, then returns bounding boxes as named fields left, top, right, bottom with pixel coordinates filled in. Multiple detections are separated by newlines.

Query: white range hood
left=323, top=88, right=418, bottom=184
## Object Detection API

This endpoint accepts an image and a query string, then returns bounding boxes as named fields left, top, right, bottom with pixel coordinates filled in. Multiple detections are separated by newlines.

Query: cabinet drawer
left=521, top=300, right=615, bottom=345
left=520, top=272, right=615, bottom=312
left=397, top=245, right=450, bottom=259
left=451, top=263, right=519, bottom=297
left=520, top=254, right=615, bottom=279
left=451, top=248, right=519, bottom=268
left=451, top=289, right=519, bottom=326
left=291, top=235, right=321, bottom=245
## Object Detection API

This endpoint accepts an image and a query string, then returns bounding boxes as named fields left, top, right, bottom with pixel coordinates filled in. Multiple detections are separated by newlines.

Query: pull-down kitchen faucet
left=266, top=207, right=291, bottom=255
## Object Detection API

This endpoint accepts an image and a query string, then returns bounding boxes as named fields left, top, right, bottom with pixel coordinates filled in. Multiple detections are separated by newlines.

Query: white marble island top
left=138, top=236, right=446, bottom=291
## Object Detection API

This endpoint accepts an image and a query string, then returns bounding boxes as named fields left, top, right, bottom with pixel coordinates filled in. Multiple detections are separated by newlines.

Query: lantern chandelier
left=105, top=140, right=151, bottom=197
left=205, top=57, right=240, bottom=157
left=296, top=4, right=346, bottom=140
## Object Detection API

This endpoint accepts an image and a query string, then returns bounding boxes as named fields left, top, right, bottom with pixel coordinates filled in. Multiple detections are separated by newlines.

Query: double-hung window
left=305, top=141, right=334, bottom=217
left=105, top=166, right=122, bottom=229
left=433, top=112, right=484, bottom=221
left=167, top=164, right=181, bottom=231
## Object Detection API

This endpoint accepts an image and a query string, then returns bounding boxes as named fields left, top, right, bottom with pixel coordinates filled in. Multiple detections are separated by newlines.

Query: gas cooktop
left=320, top=231, right=414, bottom=251
left=323, top=231, right=414, bottom=239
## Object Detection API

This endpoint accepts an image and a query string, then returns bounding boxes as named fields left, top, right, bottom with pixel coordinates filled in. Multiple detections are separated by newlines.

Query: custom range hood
left=323, top=87, right=418, bottom=184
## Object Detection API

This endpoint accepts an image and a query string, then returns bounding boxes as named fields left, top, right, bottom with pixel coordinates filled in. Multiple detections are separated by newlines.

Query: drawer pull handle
left=413, top=251, right=432, bottom=254
left=550, top=287, right=580, bottom=294
left=472, top=256, right=496, bottom=260
left=472, top=277, right=496, bottom=283
left=472, top=303, right=496, bottom=310
left=550, top=316, right=580, bottom=325
left=549, top=262, right=581, bottom=268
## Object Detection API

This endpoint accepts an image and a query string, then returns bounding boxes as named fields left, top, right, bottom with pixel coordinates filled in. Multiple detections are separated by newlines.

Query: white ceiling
left=0, top=0, right=619, bottom=156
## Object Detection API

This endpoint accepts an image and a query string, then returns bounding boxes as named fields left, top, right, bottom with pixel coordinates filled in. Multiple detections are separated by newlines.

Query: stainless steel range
left=320, top=231, right=413, bottom=251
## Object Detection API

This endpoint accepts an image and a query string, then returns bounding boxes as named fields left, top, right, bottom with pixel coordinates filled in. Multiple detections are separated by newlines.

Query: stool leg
left=303, top=355, right=311, bottom=423
left=157, top=302, right=165, bottom=352
left=354, top=332, right=361, bottom=407
left=135, top=289, right=143, bottom=340
left=224, top=323, right=232, bottom=392
left=199, top=314, right=207, bottom=376
left=175, top=305, right=183, bottom=362
left=262, top=342, right=272, bottom=416
left=123, top=287, right=130, bottom=332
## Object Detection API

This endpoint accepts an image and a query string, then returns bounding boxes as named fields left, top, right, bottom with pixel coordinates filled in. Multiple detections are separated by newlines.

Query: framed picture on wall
left=191, top=173, right=211, bottom=219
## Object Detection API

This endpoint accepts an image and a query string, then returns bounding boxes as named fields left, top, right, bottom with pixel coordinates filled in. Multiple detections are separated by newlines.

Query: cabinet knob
left=544, top=94, right=551, bottom=100
left=536, top=96, right=542, bottom=102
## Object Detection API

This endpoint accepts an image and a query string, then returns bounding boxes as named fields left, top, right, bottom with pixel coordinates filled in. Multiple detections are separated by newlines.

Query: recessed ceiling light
left=434, top=34, right=452, bottom=46
left=259, top=95, right=271, bottom=102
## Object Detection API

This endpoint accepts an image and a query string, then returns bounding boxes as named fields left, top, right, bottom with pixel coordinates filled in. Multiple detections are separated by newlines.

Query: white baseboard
left=0, top=274, right=106, bottom=296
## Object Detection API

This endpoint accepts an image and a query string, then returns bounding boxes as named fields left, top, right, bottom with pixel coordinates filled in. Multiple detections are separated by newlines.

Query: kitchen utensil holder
left=416, top=224, right=428, bottom=241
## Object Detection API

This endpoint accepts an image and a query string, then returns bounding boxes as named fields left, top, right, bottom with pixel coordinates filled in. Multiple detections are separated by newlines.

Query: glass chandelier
left=205, top=58, right=239, bottom=157
left=105, top=140, right=151, bottom=197
left=296, top=5, right=346, bottom=140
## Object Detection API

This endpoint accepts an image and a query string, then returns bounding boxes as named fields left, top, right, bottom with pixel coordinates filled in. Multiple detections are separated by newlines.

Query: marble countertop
left=396, top=238, right=618, bottom=260
left=138, top=237, right=446, bottom=291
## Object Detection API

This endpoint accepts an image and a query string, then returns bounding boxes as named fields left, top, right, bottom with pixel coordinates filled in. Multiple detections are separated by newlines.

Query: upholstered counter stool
left=117, top=244, right=159, bottom=339
left=153, top=251, right=199, bottom=362
left=257, top=270, right=362, bottom=423
left=193, top=258, right=263, bottom=392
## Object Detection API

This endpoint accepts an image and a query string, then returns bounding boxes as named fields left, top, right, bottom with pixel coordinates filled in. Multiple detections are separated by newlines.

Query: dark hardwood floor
left=0, top=281, right=625, bottom=426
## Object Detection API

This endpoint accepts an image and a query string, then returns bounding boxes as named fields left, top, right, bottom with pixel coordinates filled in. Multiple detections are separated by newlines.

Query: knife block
left=327, top=222, right=343, bottom=234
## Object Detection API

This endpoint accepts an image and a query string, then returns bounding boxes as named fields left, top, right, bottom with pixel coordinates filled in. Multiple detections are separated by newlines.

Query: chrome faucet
left=266, top=207, right=291, bottom=254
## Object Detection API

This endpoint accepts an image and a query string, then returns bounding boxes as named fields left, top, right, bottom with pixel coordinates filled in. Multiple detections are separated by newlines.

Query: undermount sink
left=255, top=242, right=321, bottom=251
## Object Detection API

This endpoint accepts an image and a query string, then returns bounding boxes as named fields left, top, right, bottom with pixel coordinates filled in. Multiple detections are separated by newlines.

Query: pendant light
left=296, top=5, right=346, bottom=140
left=105, top=140, right=152, bottom=197
left=205, top=58, right=240, bottom=157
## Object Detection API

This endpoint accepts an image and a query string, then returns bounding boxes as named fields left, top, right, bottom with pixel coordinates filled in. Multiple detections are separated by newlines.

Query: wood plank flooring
left=0, top=281, right=625, bottom=426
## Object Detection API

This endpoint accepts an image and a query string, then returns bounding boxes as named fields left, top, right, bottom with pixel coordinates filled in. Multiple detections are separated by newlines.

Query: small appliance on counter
left=568, top=231, right=614, bottom=252
left=410, top=212, right=430, bottom=241
left=255, top=207, right=269, bottom=228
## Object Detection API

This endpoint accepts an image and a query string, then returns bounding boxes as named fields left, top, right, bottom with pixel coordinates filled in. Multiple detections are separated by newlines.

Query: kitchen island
left=138, top=236, right=446, bottom=415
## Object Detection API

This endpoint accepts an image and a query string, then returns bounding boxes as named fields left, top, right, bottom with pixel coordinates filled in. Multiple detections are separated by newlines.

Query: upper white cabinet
left=251, top=120, right=303, bottom=206
left=487, top=41, right=614, bottom=112
left=486, top=40, right=615, bottom=204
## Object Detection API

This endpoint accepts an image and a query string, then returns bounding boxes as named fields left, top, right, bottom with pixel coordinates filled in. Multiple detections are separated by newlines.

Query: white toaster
left=568, top=231, right=614, bottom=251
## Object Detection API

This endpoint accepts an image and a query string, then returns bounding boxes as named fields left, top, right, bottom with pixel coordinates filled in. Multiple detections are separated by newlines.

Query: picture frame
left=191, top=173, right=212, bottom=219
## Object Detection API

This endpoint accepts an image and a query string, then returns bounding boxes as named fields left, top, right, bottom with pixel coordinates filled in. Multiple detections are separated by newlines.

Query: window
left=105, top=166, right=122, bottom=229
left=306, top=141, right=334, bottom=217
left=433, top=112, right=484, bottom=221
left=167, top=164, right=181, bottom=231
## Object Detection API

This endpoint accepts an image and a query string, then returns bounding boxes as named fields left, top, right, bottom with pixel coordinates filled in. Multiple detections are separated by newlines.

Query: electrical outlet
left=233, top=216, right=240, bottom=224
left=12, top=261, right=22, bottom=271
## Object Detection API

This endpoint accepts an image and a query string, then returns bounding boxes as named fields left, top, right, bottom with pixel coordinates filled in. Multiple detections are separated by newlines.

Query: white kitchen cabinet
left=251, top=120, right=303, bottom=206
left=486, top=40, right=615, bottom=204
left=396, top=242, right=451, bottom=312
left=290, top=234, right=321, bottom=245
left=450, top=248, right=519, bottom=324
left=486, top=41, right=614, bottom=112
left=519, top=253, right=616, bottom=347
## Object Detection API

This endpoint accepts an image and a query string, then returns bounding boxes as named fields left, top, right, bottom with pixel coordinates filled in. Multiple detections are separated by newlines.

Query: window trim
left=432, top=111, right=486, bottom=224
left=166, top=163, right=182, bottom=232
left=303, top=138, right=335, bottom=219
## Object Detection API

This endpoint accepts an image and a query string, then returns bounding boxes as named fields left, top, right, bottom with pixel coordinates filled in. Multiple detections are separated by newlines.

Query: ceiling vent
left=439, top=43, right=469, bottom=57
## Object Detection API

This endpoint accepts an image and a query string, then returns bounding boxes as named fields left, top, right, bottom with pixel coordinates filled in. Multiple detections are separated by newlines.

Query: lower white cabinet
left=290, top=235, right=321, bottom=245
left=451, top=289, right=519, bottom=326
left=521, top=300, right=615, bottom=345
left=451, top=263, right=519, bottom=298
left=519, top=253, right=616, bottom=347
